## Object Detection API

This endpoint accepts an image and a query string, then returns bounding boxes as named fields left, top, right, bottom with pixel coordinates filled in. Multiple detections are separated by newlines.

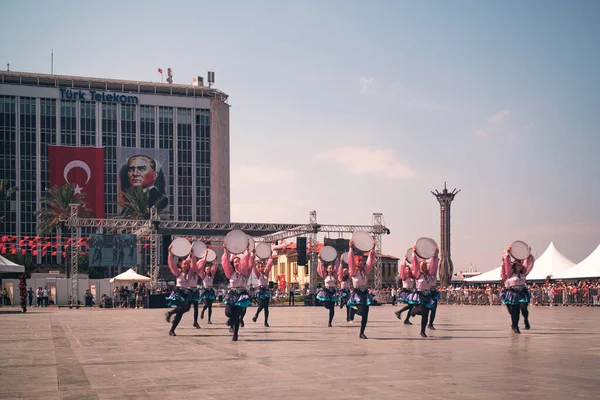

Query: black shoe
left=252, top=315, right=257, bottom=323
left=169, top=330, right=176, bottom=336
left=328, top=322, right=332, bottom=327
left=512, top=326, right=521, bottom=334
left=193, top=323, right=200, bottom=329
left=360, top=333, right=367, bottom=339
left=524, top=320, right=530, bottom=330
left=232, top=334, right=238, bottom=341
left=264, top=322, right=269, bottom=327
left=207, top=320, right=212, bottom=324
left=395, top=310, right=402, bottom=320
left=200, top=311, right=205, bottom=320
left=346, top=318, right=350, bottom=322
left=349, top=308, right=356, bottom=321
left=240, top=320, right=245, bottom=328
left=404, top=320, right=412, bottom=325
left=420, top=332, right=427, bottom=338
left=428, top=325, right=436, bottom=330
left=166, top=312, right=172, bottom=323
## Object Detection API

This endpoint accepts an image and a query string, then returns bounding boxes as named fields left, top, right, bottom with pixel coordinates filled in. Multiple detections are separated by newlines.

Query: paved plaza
left=0, top=304, right=599, bottom=399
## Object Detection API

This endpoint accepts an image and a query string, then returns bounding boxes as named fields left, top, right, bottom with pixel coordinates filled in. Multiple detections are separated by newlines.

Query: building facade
left=0, top=70, right=230, bottom=264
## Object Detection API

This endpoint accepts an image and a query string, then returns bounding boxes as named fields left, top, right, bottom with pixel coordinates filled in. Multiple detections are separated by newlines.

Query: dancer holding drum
left=500, top=241, right=535, bottom=334
left=347, top=232, right=377, bottom=339
left=252, top=242, right=274, bottom=327
left=165, top=239, right=202, bottom=336
left=410, top=238, right=439, bottom=338
left=199, top=249, right=218, bottom=325
left=221, top=230, right=253, bottom=341
left=316, top=246, right=340, bottom=327
left=189, top=241, right=208, bottom=329
left=395, top=248, right=418, bottom=325
left=338, top=265, right=352, bottom=322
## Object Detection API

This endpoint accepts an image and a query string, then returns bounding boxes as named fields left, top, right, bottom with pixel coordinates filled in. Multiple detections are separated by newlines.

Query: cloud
left=474, top=129, right=488, bottom=138
left=488, top=109, right=510, bottom=125
left=523, top=221, right=600, bottom=236
left=316, top=146, right=415, bottom=180
left=359, top=76, right=374, bottom=94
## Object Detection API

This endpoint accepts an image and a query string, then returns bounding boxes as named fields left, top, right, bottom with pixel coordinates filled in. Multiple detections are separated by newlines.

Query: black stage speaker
left=268, top=281, right=274, bottom=289
left=162, top=235, right=172, bottom=265
left=297, top=237, right=307, bottom=265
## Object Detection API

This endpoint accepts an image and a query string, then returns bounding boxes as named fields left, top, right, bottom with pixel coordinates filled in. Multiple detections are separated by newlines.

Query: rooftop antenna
left=207, top=71, right=215, bottom=88
left=6, top=62, right=9, bottom=72
left=51, top=49, right=54, bottom=75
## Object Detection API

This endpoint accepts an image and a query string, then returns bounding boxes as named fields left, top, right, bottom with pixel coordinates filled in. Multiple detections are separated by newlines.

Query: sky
left=1, top=0, right=599, bottom=272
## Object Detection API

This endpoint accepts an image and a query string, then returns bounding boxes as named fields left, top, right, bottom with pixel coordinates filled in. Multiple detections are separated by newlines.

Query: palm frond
left=36, top=184, right=94, bottom=234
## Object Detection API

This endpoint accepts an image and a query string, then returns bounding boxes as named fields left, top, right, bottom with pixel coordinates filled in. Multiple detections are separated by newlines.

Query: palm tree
left=36, top=184, right=93, bottom=234
left=117, top=186, right=168, bottom=275
left=0, top=179, right=18, bottom=222
left=36, top=184, right=94, bottom=277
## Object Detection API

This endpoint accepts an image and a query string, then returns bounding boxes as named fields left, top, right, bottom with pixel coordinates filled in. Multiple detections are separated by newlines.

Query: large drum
left=205, top=248, right=217, bottom=263
left=341, top=251, right=349, bottom=265
left=224, top=230, right=249, bottom=254
left=405, top=247, right=413, bottom=263
left=319, top=246, right=337, bottom=263
left=509, top=240, right=530, bottom=261
left=255, top=242, right=272, bottom=260
left=352, top=231, right=374, bottom=252
left=247, top=235, right=256, bottom=251
left=414, top=237, right=437, bottom=259
left=192, top=240, right=208, bottom=258
left=171, top=237, right=191, bottom=258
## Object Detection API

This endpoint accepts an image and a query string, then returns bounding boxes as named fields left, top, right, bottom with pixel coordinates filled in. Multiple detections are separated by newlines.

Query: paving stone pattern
left=0, top=305, right=599, bottom=399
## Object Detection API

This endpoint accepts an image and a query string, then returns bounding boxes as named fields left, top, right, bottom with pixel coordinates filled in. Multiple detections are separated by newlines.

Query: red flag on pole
left=158, top=68, right=163, bottom=74
left=48, top=145, right=105, bottom=218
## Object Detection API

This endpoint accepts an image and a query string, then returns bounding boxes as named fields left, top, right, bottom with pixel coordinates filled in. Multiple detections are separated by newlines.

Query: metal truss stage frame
left=66, top=205, right=390, bottom=303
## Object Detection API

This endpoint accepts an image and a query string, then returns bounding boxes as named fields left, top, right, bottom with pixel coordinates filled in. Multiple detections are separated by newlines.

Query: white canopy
left=527, top=242, right=575, bottom=280
left=556, top=244, right=600, bottom=279
left=110, top=268, right=151, bottom=283
left=0, top=254, right=25, bottom=273
left=464, top=266, right=502, bottom=283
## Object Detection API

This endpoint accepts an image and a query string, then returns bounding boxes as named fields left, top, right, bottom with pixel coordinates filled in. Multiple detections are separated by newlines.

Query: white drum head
left=414, top=237, right=437, bottom=259
left=352, top=231, right=373, bottom=252
left=510, top=240, right=530, bottom=261
left=247, top=235, right=256, bottom=251
left=225, top=230, right=248, bottom=254
left=341, top=252, right=349, bottom=264
left=205, top=248, right=217, bottom=263
left=405, top=247, right=413, bottom=262
left=171, top=237, right=191, bottom=258
left=319, top=246, right=337, bottom=263
left=256, top=242, right=272, bottom=259
left=192, top=241, right=208, bottom=258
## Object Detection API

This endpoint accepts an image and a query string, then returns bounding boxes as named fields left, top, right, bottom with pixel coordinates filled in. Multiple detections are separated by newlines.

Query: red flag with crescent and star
left=48, top=145, right=105, bottom=218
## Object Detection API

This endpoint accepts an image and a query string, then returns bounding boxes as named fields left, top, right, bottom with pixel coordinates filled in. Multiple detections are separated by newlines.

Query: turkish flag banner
left=48, top=145, right=105, bottom=218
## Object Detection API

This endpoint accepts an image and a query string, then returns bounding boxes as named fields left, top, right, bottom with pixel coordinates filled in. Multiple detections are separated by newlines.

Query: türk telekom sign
left=60, top=88, right=139, bottom=104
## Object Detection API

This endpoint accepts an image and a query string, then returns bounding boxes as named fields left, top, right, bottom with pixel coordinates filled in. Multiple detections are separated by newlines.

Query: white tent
left=527, top=242, right=575, bottom=280
left=0, top=254, right=25, bottom=273
left=109, top=268, right=151, bottom=283
left=556, top=244, right=600, bottom=280
left=464, top=266, right=502, bottom=283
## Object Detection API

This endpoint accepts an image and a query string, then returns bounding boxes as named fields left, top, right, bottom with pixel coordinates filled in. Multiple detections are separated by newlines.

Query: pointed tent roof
left=110, top=268, right=151, bottom=283
left=556, top=244, right=600, bottom=279
left=464, top=266, right=502, bottom=283
left=0, top=254, right=25, bottom=273
left=527, top=242, right=575, bottom=280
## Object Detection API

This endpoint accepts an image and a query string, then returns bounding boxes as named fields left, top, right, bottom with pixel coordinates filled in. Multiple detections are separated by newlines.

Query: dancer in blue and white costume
left=221, top=244, right=252, bottom=341
left=198, top=262, right=218, bottom=325
left=500, top=244, right=535, bottom=334
left=317, top=255, right=340, bottom=327
left=410, top=246, right=439, bottom=338
left=347, top=240, right=376, bottom=339
left=251, top=256, right=274, bottom=327
left=395, top=250, right=418, bottom=325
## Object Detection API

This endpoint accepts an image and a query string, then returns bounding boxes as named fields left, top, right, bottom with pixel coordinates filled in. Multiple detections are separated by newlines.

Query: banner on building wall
left=116, top=148, right=170, bottom=215
left=48, top=145, right=105, bottom=217
left=278, top=274, right=286, bottom=293
left=89, top=234, right=137, bottom=267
